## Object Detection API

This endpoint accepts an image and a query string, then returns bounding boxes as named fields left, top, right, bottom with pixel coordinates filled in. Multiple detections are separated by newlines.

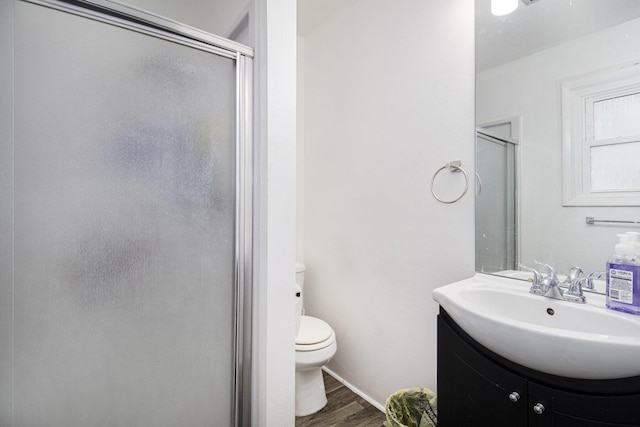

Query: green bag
left=384, top=388, right=437, bottom=427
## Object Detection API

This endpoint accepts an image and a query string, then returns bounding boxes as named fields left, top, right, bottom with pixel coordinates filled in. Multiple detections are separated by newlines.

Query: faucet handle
left=519, top=263, right=546, bottom=295
left=561, top=266, right=583, bottom=288
left=533, top=260, right=561, bottom=290
left=518, top=263, right=542, bottom=283
left=534, top=260, right=557, bottom=279
left=564, top=277, right=587, bottom=303
left=581, top=271, right=605, bottom=291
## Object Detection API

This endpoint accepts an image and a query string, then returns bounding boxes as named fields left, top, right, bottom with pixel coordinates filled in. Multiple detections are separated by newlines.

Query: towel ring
left=430, top=161, right=469, bottom=204
left=475, top=172, right=483, bottom=196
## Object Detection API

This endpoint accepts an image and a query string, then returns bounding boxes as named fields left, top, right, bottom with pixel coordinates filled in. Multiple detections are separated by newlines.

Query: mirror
left=475, top=0, right=640, bottom=291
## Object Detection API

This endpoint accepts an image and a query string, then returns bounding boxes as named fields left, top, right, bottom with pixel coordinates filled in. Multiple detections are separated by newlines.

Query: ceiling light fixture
left=491, top=0, right=518, bottom=16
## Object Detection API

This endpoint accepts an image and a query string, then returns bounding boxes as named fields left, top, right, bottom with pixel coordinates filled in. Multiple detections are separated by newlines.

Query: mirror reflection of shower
left=475, top=128, right=517, bottom=273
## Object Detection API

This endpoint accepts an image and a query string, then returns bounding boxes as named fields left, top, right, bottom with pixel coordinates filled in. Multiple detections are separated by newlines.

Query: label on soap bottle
left=609, top=268, right=634, bottom=304
left=607, top=261, right=640, bottom=315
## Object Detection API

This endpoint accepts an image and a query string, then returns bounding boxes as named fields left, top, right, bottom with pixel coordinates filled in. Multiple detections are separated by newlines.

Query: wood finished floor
left=295, top=371, right=387, bottom=427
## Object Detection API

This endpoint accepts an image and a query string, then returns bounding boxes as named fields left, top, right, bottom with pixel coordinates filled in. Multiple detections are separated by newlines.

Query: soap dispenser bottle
left=606, top=233, right=640, bottom=315
left=627, top=232, right=640, bottom=257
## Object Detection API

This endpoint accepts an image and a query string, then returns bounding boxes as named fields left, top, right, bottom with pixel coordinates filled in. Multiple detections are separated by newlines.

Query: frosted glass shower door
left=5, top=1, right=249, bottom=426
left=475, top=132, right=517, bottom=273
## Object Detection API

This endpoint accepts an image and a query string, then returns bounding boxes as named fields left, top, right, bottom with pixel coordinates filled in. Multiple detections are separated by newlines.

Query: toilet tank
left=295, top=262, right=306, bottom=290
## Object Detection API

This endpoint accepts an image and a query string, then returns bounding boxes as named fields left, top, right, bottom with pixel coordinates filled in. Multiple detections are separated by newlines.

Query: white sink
left=433, top=273, right=640, bottom=380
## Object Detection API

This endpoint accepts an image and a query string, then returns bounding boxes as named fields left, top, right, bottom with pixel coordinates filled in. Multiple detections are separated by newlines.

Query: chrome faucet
left=519, top=262, right=587, bottom=304
left=539, top=262, right=564, bottom=300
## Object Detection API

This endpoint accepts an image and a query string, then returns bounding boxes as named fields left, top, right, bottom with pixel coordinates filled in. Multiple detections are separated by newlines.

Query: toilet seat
left=296, top=316, right=335, bottom=352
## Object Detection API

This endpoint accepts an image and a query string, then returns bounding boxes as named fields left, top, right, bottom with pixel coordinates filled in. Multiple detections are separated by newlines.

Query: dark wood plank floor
left=295, top=371, right=387, bottom=427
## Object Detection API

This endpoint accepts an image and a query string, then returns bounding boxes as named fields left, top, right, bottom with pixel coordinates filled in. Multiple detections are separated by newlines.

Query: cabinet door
left=438, top=315, right=527, bottom=426
left=530, top=382, right=640, bottom=427
left=528, top=382, right=553, bottom=427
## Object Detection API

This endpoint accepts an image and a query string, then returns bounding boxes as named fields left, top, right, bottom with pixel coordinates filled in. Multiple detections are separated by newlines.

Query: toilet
left=294, top=262, right=338, bottom=417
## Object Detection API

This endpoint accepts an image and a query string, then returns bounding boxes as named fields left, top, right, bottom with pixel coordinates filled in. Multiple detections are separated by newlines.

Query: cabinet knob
left=533, top=403, right=545, bottom=415
left=508, top=392, right=520, bottom=402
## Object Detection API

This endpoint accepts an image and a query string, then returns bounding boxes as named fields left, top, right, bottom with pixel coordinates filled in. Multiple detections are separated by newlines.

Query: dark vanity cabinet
left=437, top=309, right=640, bottom=427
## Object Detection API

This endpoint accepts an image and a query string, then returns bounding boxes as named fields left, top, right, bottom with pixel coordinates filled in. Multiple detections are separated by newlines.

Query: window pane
left=594, top=92, right=640, bottom=139
left=590, top=141, right=640, bottom=191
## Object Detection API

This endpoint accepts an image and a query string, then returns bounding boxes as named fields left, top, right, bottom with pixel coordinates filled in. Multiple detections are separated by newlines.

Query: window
left=561, top=62, right=640, bottom=206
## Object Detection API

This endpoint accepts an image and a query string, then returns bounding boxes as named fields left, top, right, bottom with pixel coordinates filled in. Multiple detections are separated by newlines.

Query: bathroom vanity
left=437, top=309, right=640, bottom=426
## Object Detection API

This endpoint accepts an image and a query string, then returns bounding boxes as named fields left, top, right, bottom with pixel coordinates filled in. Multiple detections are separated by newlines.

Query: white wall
left=477, top=18, right=640, bottom=274
left=301, top=0, right=475, bottom=407
left=296, top=36, right=305, bottom=262
left=254, top=0, right=297, bottom=425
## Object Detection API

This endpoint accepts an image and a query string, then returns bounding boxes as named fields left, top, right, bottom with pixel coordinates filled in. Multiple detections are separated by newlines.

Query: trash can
left=383, top=388, right=437, bottom=427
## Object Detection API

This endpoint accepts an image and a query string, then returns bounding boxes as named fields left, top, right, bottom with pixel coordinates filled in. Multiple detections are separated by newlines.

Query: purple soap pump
left=606, top=233, right=640, bottom=315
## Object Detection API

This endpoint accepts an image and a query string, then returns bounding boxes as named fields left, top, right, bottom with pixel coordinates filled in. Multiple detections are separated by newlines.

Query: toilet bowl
left=295, top=315, right=337, bottom=417
left=294, top=262, right=338, bottom=417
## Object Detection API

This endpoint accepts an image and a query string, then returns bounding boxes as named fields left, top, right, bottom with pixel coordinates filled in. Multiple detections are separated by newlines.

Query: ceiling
left=476, top=0, right=640, bottom=71
left=298, top=0, right=640, bottom=72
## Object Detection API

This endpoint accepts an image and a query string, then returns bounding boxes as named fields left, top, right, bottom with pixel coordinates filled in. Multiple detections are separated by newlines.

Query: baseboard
left=322, top=367, right=386, bottom=413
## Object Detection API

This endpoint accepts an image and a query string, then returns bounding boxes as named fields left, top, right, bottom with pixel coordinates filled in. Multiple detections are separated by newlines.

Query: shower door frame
left=475, top=128, right=519, bottom=273
left=6, top=0, right=255, bottom=425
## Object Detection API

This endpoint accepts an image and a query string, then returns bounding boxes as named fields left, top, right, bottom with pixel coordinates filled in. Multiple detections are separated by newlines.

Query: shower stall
left=0, top=0, right=253, bottom=425
left=475, top=130, right=517, bottom=273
